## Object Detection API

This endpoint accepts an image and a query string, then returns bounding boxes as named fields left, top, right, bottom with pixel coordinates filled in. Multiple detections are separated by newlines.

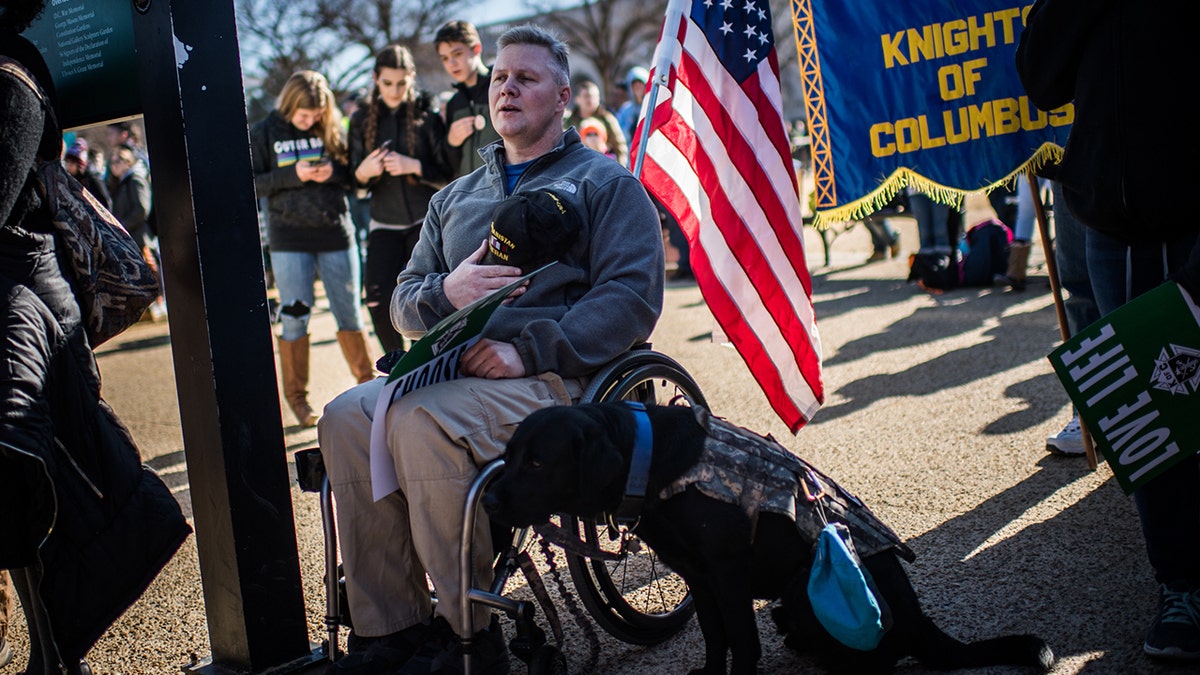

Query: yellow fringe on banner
left=807, top=143, right=1064, bottom=230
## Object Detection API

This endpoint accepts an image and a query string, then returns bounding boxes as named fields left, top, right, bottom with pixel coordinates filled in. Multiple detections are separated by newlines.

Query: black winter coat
left=1, top=38, right=191, bottom=665
left=1016, top=0, right=1196, bottom=246
left=348, top=92, right=452, bottom=226
left=438, top=66, right=501, bottom=179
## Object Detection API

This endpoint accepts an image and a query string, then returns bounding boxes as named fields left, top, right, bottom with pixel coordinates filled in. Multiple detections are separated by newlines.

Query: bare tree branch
left=533, top=0, right=667, bottom=99
left=236, top=0, right=473, bottom=108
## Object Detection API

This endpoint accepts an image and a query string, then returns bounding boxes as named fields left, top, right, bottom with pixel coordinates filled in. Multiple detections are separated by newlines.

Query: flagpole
left=1028, top=172, right=1098, bottom=470
left=631, top=0, right=689, bottom=180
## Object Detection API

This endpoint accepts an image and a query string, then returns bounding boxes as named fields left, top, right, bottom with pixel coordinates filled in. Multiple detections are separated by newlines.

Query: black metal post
left=130, top=0, right=318, bottom=671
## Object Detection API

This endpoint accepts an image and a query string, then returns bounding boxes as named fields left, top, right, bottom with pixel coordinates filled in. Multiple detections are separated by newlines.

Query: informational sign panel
left=22, top=0, right=141, bottom=129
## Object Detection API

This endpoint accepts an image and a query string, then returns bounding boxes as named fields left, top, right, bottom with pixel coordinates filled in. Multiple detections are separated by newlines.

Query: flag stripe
left=653, top=82, right=821, bottom=394
left=637, top=0, right=824, bottom=431
left=675, top=49, right=813, bottom=299
left=643, top=134, right=819, bottom=424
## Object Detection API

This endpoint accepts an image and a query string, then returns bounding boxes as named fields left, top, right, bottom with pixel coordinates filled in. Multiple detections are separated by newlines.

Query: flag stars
left=757, top=7, right=766, bottom=20
left=743, top=24, right=757, bottom=40
left=743, top=46, right=758, bottom=62
left=721, top=0, right=733, bottom=10
left=720, top=21, right=734, bottom=35
left=703, top=0, right=714, bottom=6
left=757, top=31, right=769, bottom=45
left=743, top=0, right=756, bottom=13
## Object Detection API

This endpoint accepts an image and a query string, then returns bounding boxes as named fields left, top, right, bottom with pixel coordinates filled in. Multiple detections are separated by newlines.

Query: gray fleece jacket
left=392, top=128, right=664, bottom=379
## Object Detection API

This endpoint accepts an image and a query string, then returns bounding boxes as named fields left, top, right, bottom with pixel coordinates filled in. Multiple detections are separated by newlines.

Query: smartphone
left=305, top=158, right=330, bottom=167
left=378, top=140, right=393, bottom=152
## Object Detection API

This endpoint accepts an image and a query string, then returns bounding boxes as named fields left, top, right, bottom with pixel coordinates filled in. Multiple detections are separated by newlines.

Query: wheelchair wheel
left=565, top=350, right=704, bottom=644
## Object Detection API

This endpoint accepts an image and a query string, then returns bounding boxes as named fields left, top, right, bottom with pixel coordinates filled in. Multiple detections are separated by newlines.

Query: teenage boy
left=435, top=20, right=501, bottom=178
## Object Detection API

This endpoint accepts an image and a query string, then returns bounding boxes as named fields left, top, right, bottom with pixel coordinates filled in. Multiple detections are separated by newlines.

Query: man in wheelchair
left=317, top=24, right=665, bottom=675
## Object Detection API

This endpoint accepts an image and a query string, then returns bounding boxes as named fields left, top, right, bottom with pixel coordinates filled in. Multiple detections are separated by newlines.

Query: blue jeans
left=271, top=248, right=364, bottom=341
left=908, top=192, right=962, bottom=253
left=1050, top=181, right=1099, bottom=337
left=1014, top=177, right=1047, bottom=242
left=863, top=217, right=899, bottom=253
left=1087, top=227, right=1200, bottom=585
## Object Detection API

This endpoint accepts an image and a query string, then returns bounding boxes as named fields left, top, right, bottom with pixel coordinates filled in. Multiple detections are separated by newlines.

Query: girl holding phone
left=250, top=70, right=376, bottom=428
left=348, top=44, right=453, bottom=354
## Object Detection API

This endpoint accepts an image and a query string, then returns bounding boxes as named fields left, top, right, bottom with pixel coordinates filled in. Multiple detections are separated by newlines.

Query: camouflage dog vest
left=660, top=407, right=915, bottom=561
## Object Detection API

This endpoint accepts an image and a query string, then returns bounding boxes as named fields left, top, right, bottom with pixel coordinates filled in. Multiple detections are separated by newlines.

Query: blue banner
left=792, top=0, right=1071, bottom=223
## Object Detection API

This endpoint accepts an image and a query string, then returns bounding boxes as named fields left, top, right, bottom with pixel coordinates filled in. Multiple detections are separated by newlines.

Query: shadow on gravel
left=95, top=333, right=173, bottom=356
left=814, top=303, right=1060, bottom=424
left=900, top=460, right=1151, bottom=671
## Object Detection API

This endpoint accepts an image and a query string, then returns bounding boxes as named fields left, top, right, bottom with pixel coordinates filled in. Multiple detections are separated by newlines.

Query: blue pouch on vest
left=807, top=522, right=890, bottom=651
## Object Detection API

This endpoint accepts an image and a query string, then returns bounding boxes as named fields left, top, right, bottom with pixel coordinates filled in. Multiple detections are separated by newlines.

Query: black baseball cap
left=484, top=189, right=581, bottom=272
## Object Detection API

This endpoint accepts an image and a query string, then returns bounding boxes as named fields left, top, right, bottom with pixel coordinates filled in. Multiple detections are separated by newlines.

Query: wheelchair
left=294, top=346, right=707, bottom=673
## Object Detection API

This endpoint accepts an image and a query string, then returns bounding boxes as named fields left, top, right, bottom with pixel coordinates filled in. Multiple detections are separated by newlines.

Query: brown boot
left=277, top=335, right=318, bottom=427
left=1003, top=241, right=1031, bottom=290
left=337, top=330, right=376, bottom=384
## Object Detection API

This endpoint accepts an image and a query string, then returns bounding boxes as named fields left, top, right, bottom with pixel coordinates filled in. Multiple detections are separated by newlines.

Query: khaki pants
left=318, top=373, right=582, bottom=638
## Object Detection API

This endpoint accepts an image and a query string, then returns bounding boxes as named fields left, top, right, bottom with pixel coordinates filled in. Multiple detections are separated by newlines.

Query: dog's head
left=484, top=404, right=631, bottom=528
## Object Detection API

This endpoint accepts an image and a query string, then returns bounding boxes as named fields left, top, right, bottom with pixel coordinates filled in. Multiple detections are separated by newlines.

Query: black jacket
left=348, top=91, right=452, bottom=226
left=1, top=39, right=191, bottom=665
left=1016, top=0, right=1195, bottom=246
left=438, top=65, right=501, bottom=178
left=68, top=167, right=111, bottom=210
left=249, top=110, right=355, bottom=252
left=108, top=168, right=152, bottom=246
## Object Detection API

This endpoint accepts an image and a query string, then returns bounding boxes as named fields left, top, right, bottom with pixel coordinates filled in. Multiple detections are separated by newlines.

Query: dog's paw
left=1027, top=637, right=1055, bottom=671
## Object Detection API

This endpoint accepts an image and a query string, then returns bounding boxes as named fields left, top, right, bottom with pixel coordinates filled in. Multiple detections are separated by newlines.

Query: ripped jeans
left=270, top=248, right=364, bottom=341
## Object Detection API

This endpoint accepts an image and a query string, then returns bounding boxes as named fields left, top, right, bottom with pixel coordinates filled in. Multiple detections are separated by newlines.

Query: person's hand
left=444, top=240, right=527, bottom=309
left=355, top=147, right=387, bottom=183
left=382, top=152, right=421, bottom=177
left=447, top=116, right=477, bottom=147
left=460, top=338, right=526, bottom=379
left=297, top=159, right=333, bottom=183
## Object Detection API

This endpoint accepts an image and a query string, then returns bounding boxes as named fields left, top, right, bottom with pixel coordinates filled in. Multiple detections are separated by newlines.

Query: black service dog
left=484, top=402, right=1054, bottom=675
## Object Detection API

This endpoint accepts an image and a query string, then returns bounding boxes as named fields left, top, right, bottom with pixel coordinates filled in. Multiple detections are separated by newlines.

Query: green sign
left=22, top=0, right=141, bottom=130
left=1048, top=282, right=1200, bottom=494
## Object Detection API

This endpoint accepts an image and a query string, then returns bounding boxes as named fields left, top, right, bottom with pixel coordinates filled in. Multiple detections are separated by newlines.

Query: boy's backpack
left=908, top=218, right=1013, bottom=292
left=960, top=218, right=1013, bottom=287
left=1, top=56, right=160, bottom=346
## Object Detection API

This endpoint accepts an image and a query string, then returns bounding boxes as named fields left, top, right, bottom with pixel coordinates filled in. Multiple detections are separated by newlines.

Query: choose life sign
left=1048, top=283, right=1200, bottom=494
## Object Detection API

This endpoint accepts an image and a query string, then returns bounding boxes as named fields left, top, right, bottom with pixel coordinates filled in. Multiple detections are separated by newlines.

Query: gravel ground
left=4, top=204, right=1193, bottom=675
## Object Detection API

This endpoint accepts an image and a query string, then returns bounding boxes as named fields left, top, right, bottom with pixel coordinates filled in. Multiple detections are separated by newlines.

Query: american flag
left=631, top=0, right=824, bottom=432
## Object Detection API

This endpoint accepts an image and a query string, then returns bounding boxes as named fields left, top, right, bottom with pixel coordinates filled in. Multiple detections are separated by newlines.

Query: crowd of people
left=4, top=0, right=1200, bottom=672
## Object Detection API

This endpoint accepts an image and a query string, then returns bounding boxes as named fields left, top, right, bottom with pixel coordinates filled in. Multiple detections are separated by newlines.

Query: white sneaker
left=149, top=299, right=168, bottom=322
left=1047, top=415, right=1085, bottom=456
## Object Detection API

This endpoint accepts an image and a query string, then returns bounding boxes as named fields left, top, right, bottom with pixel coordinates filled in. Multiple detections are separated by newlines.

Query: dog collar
left=622, top=401, right=653, bottom=499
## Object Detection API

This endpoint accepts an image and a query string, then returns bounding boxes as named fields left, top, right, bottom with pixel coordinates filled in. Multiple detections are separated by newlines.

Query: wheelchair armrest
left=294, top=448, right=326, bottom=493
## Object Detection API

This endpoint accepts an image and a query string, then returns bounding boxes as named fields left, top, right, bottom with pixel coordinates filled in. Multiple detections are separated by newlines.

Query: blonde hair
left=277, top=70, right=347, bottom=163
